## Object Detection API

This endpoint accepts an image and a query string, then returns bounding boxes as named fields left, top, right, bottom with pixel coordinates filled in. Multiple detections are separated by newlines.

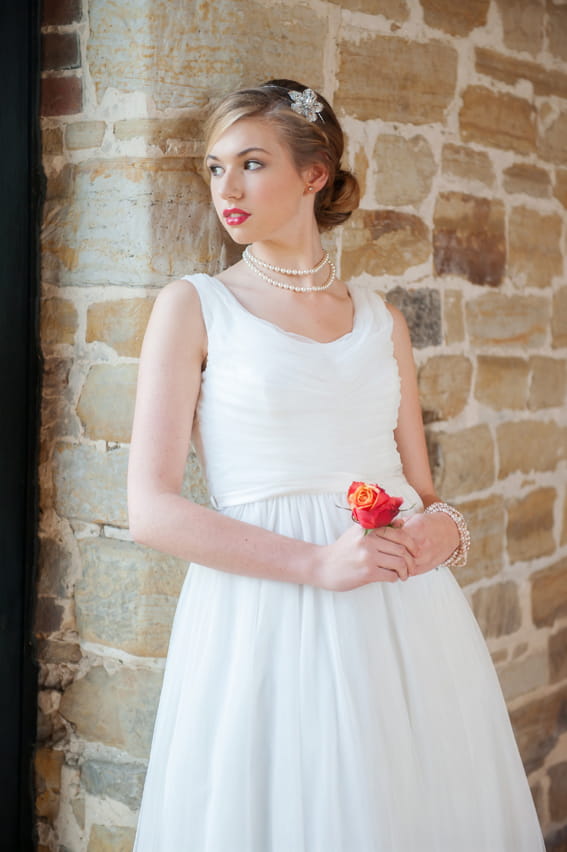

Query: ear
left=303, top=161, right=329, bottom=193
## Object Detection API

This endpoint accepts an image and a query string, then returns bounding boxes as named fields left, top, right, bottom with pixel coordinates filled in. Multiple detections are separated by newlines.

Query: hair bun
left=316, top=168, right=360, bottom=230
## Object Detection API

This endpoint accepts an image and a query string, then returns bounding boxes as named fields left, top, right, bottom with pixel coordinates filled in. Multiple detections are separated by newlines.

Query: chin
left=226, top=230, right=250, bottom=245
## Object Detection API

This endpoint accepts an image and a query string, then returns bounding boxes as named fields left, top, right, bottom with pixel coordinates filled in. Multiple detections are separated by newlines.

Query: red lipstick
left=223, top=208, right=250, bottom=226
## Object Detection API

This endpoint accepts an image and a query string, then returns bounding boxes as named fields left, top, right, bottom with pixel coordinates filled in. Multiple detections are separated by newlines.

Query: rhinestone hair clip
left=288, top=88, right=325, bottom=123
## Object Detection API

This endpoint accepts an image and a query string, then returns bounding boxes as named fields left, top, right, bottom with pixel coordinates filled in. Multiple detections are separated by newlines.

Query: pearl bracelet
left=424, top=502, right=471, bottom=569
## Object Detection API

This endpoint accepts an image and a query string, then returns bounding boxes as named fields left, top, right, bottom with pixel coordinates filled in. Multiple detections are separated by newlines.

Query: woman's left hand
left=386, top=510, right=460, bottom=576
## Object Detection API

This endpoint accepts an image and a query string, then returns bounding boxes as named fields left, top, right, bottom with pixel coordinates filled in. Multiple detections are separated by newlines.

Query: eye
left=244, top=159, right=263, bottom=171
left=208, top=164, right=224, bottom=177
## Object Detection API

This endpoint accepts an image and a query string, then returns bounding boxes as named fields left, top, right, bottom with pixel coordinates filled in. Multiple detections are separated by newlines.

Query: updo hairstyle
left=204, top=79, right=360, bottom=231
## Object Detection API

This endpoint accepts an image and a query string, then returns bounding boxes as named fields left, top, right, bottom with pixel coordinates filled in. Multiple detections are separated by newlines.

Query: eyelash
left=208, top=160, right=264, bottom=177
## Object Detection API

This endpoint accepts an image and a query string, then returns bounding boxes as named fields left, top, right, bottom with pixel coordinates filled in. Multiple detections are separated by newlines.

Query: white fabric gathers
left=133, top=274, right=544, bottom=852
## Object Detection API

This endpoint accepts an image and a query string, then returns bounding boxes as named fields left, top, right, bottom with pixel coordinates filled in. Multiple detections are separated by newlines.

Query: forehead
left=207, top=116, right=290, bottom=159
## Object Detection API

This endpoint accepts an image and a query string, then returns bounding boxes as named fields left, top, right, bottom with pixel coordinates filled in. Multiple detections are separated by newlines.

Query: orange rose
left=347, top=481, right=403, bottom=530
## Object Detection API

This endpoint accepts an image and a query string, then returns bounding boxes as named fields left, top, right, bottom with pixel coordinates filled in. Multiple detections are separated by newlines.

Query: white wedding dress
left=133, top=274, right=544, bottom=852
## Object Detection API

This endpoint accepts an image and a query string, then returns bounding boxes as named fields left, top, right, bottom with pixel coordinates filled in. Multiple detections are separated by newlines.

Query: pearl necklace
left=243, top=246, right=329, bottom=276
left=242, top=249, right=336, bottom=293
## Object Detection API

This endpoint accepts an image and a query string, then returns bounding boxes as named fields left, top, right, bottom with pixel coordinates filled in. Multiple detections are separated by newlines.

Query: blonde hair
left=204, top=79, right=360, bottom=231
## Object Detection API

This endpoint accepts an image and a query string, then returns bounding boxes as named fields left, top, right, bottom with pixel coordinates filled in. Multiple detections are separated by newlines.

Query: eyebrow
left=206, top=146, right=270, bottom=161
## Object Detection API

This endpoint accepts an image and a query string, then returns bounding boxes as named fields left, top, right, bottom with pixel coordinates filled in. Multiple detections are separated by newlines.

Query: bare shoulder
left=154, top=277, right=204, bottom=327
left=144, top=277, right=207, bottom=360
left=385, top=302, right=411, bottom=348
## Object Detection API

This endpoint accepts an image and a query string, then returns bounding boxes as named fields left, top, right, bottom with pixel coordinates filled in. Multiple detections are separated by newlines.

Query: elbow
left=128, top=500, right=156, bottom=548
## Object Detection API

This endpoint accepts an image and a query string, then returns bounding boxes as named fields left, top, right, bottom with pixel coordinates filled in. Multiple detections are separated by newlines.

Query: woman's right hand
left=312, top=524, right=417, bottom=592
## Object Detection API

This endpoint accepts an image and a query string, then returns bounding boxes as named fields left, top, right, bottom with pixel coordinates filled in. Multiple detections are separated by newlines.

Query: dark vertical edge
left=21, top=0, right=42, bottom=848
left=0, top=0, right=42, bottom=848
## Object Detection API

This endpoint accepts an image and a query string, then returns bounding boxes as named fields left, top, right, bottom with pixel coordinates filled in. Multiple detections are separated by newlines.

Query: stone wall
left=37, top=0, right=567, bottom=849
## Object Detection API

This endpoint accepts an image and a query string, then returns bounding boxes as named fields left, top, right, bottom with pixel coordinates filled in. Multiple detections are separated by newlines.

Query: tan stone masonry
left=38, top=0, right=567, bottom=849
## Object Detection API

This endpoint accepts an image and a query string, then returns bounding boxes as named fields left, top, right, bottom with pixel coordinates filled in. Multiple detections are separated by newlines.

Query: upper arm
left=128, top=279, right=207, bottom=511
left=387, top=303, right=437, bottom=505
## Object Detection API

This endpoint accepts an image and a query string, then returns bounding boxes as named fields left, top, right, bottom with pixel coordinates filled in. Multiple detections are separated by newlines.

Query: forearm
left=129, top=491, right=320, bottom=585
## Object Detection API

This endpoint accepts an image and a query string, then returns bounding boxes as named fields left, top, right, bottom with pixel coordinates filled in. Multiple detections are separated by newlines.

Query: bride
left=128, top=79, right=544, bottom=851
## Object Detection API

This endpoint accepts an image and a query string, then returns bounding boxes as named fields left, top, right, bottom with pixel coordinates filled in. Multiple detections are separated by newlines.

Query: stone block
left=88, top=0, right=325, bottom=110
left=495, top=0, right=544, bottom=54
left=336, top=35, right=457, bottom=123
left=509, top=206, right=562, bottom=289
left=552, top=288, right=567, bottom=348
left=433, top=192, right=505, bottom=286
left=87, top=825, right=136, bottom=852
left=441, top=144, right=495, bottom=187
left=549, top=762, right=567, bottom=823
left=427, top=424, right=495, bottom=498
left=385, top=287, right=441, bottom=349
left=42, top=357, right=71, bottom=399
left=44, top=163, right=74, bottom=203
left=497, top=421, right=567, bottom=479
left=474, top=355, right=529, bottom=410
left=529, top=356, right=567, bottom=410
left=41, top=76, right=82, bottom=117
left=65, top=121, right=106, bottom=151
left=41, top=32, right=80, bottom=71
left=82, top=759, right=146, bottom=810
left=548, top=1, right=567, bottom=61
left=86, top=297, right=154, bottom=357
left=539, top=111, right=567, bottom=166
left=114, top=117, right=202, bottom=151
left=475, top=47, right=567, bottom=99
left=35, top=597, right=66, bottom=637
left=555, top=169, right=567, bottom=208
left=549, top=626, right=567, bottom=684
left=60, top=665, right=162, bottom=757
left=419, top=0, right=489, bottom=35
left=510, top=686, right=567, bottom=773
left=418, top=355, right=472, bottom=422
left=42, top=127, right=64, bottom=156
left=459, top=86, right=536, bottom=155
left=40, top=298, right=78, bottom=346
left=563, top=496, right=567, bottom=548
left=503, top=163, right=552, bottom=198
left=532, top=557, right=567, bottom=628
left=465, top=293, right=549, bottom=348
left=341, top=210, right=430, bottom=278
left=507, top=487, right=556, bottom=563
left=328, top=0, right=409, bottom=15
left=42, top=158, right=222, bottom=287
left=472, top=581, right=522, bottom=638
left=443, top=290, right=464, bottom=344
left=497, top=650, right=549, bottom=703
left=35, top=747, right=64, bottom=821
left=76, top=537, right=186, bottom=657
left=455, top=495, right=505, bottom=586
left=372, top=135, right=436, bottom=206
left=38, top=535, right=74, bottom=598
left=42, top=0, right=82, bottom=25
left=349, top=146, right=368, bottom=202
left=77, top=364, right=138, bottom=443
left=36, top=639, right=82, bottom=666
left=53, top=442, right=129, bottom=527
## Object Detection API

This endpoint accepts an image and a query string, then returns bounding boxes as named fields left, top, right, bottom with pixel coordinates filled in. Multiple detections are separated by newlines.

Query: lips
left=223, top=208, right=250, bottom=226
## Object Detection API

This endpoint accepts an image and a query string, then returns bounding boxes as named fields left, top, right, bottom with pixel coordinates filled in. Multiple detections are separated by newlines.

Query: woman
left=128, top=80, right=544, bottom=851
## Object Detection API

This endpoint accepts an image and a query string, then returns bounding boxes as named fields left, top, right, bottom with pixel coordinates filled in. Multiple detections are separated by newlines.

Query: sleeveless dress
left=133, top=274, right=544, bottom=852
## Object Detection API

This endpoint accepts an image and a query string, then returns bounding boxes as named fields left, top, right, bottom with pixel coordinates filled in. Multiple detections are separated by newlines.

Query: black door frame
left=0, top=2, right=41, bottom=849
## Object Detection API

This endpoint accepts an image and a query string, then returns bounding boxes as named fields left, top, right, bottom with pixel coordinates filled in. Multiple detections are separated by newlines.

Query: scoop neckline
left=205, top=273, right=362, bottom=346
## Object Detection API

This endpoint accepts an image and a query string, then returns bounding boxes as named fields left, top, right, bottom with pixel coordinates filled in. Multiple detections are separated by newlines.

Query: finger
left=370, top=538, right=415, bottom=576
left=375, top=551, right=411, bottom=581
left=370, top=567, right=399, bottom=584
left=377, top=525, right=419, bottom=557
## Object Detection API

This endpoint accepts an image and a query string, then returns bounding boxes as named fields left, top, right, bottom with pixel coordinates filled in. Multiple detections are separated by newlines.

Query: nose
left=219, top=167, right=243, bottom=202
